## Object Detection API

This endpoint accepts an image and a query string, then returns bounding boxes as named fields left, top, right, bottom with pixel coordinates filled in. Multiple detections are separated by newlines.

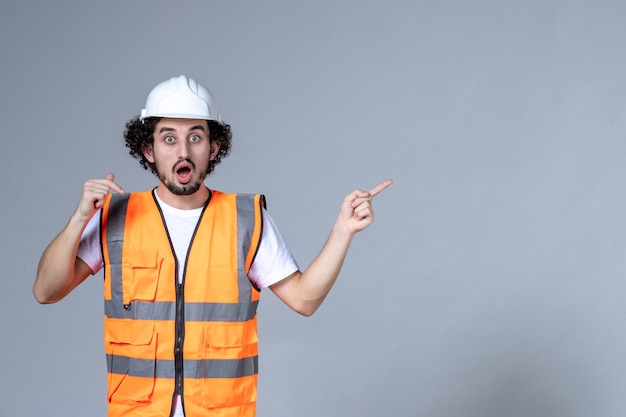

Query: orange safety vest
left=101, top=189, right=265, bottom=417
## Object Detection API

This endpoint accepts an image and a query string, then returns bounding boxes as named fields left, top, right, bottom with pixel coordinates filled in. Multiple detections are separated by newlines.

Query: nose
left=177, top=141, right=190, bottom=158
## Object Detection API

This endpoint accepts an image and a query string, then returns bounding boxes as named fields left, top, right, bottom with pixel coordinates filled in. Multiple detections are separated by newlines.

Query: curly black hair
left=123, top=116, right=232, bottom=176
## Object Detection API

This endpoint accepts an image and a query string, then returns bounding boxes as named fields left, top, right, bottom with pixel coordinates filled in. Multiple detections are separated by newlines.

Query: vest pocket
left=200, top=322, right=258, bottom=407
left=105, top=319, right=157, bottom=404
left=122, top=248, right=161, bottom=302
left=202, top=321, right=258, bottom=358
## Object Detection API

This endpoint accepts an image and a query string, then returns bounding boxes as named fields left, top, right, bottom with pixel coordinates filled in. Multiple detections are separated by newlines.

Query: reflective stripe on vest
left=101, top=190, right=264, bottom=416
left=106, top=354, right=258, bottom=379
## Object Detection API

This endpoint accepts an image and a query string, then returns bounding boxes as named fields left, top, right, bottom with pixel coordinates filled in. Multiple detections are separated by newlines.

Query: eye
left=189, top=134, right=201, bottom=143
left=164, top=135, right=175, bottom=144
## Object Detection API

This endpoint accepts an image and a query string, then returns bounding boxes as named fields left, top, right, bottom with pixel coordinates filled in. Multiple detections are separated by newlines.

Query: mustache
left=173, top=158, right=196, bottom=172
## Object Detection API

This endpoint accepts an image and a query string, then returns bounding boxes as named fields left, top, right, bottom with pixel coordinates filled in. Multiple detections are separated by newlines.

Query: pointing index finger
left=108, top=181, right=126, bottom=194
left=369, top=179, right=393, bottom=197
left=105, top=173, right=125, bottom=194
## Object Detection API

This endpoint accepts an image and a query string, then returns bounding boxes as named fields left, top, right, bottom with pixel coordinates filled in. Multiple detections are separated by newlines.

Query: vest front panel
left=101, top=190, right=264, bottom=417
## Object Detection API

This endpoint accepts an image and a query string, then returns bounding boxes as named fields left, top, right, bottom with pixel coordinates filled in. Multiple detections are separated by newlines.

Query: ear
left=142, top=144, right=155, bottom=163
left=210, top=141, right=220, bottom=160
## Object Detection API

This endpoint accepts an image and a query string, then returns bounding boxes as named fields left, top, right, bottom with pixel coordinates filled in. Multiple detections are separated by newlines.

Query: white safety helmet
left=140, top=75, right=221, bottom=121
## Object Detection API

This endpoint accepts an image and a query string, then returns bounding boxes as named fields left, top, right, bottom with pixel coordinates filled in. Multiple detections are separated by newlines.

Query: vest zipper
left=175, top=281, right=184, bottom=396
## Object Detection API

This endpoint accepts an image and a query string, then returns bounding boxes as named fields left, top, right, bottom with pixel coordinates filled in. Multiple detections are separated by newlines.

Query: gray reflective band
left=236, top=194, right=256, bottom=304
left=105, top=300, right=258, bottom=322
left=107, top=354, right=258, bottom=379
left=105, top=300, right=175, bottom=320
left=105, top=194, right=131, bottom=307
left=184, top=300, right=258, bottom=322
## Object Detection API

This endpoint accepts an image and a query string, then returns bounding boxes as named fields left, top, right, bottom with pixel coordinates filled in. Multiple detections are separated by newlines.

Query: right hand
left=75, top=173, right=125, bottom=222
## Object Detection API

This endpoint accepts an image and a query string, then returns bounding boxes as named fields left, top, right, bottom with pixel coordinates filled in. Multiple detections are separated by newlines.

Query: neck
left=154, top=183, right=210, bottom=210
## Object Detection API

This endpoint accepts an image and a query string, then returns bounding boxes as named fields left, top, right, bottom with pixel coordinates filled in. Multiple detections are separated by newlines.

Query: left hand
left=337, top=179, right=393, bottom=236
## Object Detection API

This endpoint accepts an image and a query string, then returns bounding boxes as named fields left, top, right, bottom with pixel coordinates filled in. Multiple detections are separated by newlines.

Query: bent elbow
left=293, top=303, right=319, bottom=317
left=32, top=281, right=60, bottom=305
left=33, top=291, right=54, bottom=304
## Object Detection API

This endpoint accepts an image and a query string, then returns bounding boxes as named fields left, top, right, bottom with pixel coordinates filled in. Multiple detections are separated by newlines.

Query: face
left=143, top=118, right=219, bottom=197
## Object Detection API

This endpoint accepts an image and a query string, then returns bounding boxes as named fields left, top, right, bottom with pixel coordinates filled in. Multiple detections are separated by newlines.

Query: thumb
left=106, top=173, right=115, bottom=181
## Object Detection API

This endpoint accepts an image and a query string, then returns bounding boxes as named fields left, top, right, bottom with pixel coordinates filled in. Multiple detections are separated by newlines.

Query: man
left=34, top=75, right=392, bottom=417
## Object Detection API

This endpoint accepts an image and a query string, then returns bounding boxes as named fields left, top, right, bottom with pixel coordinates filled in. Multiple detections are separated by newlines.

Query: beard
left=161, top=177, right=203, bottom=196
left=155, top=157, right=209, bottom=196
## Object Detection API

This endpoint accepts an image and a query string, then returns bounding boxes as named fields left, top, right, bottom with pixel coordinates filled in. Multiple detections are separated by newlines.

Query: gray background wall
left=2, top=1, right=626, bottom=416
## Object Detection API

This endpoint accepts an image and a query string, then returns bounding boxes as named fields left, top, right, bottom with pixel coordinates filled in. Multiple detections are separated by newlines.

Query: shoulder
left=210, top=190, right=266, bottom=207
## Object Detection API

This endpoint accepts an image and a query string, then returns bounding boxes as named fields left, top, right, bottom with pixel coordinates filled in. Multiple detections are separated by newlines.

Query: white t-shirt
left=77, top=190, right=299, bottom=289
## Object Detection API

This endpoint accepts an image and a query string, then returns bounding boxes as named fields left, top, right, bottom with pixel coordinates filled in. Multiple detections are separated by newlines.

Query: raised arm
left=270, top=179, right=392, bottom=316
left=33, top=173, right=125, bottom=304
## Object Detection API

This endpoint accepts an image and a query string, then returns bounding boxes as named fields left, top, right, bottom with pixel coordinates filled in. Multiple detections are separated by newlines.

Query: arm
left=270, top=179, right=392, bottom=316
left=33, top=173, right=125, bottom=304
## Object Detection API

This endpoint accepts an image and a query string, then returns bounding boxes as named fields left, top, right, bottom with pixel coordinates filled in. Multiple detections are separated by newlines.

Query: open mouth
left=174, top=160, right=194, bottom=183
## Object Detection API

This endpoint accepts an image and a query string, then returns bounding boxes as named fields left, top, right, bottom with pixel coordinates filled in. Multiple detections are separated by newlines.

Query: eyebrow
left=158, top=125, right=207, bottom=134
